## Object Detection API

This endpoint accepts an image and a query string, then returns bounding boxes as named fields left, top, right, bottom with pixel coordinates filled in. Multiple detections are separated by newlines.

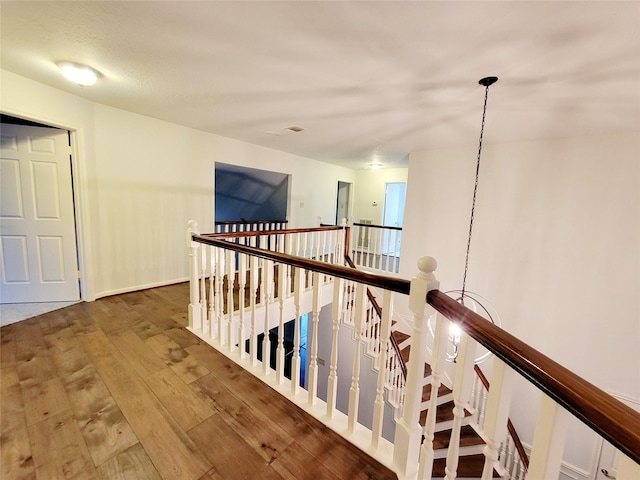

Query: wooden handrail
left=428, top=289, right=640, bottom=464
left=215, top=219, right=288, bottom=225
left=474, top=365, right=530, bottom=470
left=353, top=222, right=403, bottom=231
left=192, top=234, right=411, bottom=295
left=192, top=231, right=640, bottom=465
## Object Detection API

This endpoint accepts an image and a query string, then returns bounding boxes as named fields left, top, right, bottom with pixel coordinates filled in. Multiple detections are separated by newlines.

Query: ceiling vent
left=286, top=125, right=305, bottom=133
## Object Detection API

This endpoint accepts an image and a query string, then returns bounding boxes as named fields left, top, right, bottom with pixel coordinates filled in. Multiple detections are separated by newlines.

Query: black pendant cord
left=460, top=76, right=498, bottom=304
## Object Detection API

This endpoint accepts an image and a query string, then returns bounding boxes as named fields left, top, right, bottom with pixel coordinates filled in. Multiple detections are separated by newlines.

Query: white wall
left=1, top=70, right=355, bottom=300
left=352, top=167, right=408, bottom=225
left=400, top=133, right=640, bottom=476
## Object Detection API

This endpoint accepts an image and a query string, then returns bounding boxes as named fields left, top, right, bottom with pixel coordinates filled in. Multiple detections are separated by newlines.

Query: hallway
left=0, top=282, right=397, bottom=480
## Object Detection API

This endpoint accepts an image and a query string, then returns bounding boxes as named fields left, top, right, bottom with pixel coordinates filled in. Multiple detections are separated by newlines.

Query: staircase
left=342, top=275, right=526, bottom=479
left=390, top=327, right=497, bottom=478
left=187, top=223, right=640, bottom=480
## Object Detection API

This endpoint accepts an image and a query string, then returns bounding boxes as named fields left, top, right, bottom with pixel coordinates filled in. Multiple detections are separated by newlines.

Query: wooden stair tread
left=433, top=454, right=500, bottom=478
left=390, top=330, right=410, bottom=344
left=419, top=400, right=472, bottom=425
left=432, top=425, right=485, bottom=450
left=422, top=382, right=452, bottom=403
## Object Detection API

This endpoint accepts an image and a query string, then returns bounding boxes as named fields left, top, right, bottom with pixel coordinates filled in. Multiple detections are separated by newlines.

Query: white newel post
left=393, top=256, right=440, bottom=479
left=188, top=220, right=202, bottom=330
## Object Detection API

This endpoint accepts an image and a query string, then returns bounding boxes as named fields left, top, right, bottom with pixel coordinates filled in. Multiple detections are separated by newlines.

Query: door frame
left=1, top=108, right=92, bottom=301
left=335, top=180, right=351, bottom=226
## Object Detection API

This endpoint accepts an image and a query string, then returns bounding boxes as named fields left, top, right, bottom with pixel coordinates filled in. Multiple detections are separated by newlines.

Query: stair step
left=391, top=330, right=410, bottom=345
left=422, top=382, right=452, bottom=403
left=432, top=454, right=500, bottom=478
left=419, top=400, right=472, bottom=426
left=432, top=424, right=485, bottom=450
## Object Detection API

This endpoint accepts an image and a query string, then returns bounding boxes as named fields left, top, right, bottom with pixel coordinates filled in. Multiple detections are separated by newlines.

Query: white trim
left=0, top=107, right=93, bottom=301
left=94, top=277, right=189, bottom=300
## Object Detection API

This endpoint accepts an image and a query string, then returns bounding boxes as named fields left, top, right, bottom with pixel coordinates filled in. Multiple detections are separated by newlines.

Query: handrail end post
left=409, top=256, right=439, bottom=315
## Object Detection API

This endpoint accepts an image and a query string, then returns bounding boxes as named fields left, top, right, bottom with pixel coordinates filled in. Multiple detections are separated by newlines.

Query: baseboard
left=94, top=277, right=189, bottom=300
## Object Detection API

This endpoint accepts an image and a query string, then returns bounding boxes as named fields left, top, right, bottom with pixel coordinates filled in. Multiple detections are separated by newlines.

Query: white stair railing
left=188, top=222, right=640, bottom=480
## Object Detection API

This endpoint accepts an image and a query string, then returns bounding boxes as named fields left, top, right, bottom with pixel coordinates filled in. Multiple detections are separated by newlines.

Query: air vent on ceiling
left=286, top=125, right=305, bottom=133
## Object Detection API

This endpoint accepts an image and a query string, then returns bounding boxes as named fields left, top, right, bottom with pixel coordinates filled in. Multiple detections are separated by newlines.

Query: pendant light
left=428, top=77, right=501, bottom=363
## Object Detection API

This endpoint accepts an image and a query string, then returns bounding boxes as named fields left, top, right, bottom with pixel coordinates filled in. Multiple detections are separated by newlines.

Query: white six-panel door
left=0, top=124, right=80, bottom=303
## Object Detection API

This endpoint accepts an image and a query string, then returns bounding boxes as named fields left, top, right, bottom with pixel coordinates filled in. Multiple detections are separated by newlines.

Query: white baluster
left=291, top=267, right=304, bottom=395
left=206, top=245, right=215, bottom=338
left=371, top=290, right=393, bottom=449
left=237, top=252, right=246, bottom=359
left=307, top=272, right=321, bottom=406
left=393, top=257, right=439, bottom=480
left=262, top=258, right=273, bottom=376
left=200, top=238, right=207, bottom=327
left=419, top=312, right=449, bottom=479
left=506, top=437, right=515, bottom=478
left=275, top=263, right=286, bottom=384
left=479, top=384, right=489, bottom=428
left=445, top=330, right=478, bottom=480
left=526, top=393, right=568, bottom=480
left=481, top=359, right=514, bottom=480
left=347, top=282, right=366, bottom=434
left=249, top=242, right=259, bottom=366
left=215, top=247, right=225, bottom=344
left=326, top=276, right=344, bottom=418
left=498, top=439, right=508, bottom=476
left=187, top=221, right=201, bottom=330
left=225, top=249, right=235, bottom=352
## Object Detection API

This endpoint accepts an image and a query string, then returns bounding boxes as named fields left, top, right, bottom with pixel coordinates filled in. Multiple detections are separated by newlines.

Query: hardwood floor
left=1, top=283, right=397, bottom=480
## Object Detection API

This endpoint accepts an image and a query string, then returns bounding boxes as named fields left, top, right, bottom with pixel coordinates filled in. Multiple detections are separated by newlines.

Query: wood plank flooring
left=0, top=282, right=397, bottom=480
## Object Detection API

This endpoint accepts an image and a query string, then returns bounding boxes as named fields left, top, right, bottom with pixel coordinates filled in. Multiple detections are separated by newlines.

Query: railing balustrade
left=318, top=218, right=403, bottom=274
left=187, top=221, right=640, bottom=480
left=351, top=222, right=403, bottom=274
left=215, top=219, right=288, bottom=233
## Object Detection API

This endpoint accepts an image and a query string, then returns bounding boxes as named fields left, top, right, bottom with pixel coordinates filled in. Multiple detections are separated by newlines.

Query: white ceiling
left=1, top=1, right=638, bottom=170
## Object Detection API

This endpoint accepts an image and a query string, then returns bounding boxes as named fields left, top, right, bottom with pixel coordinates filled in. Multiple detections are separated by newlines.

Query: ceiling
left=1, top=1, right=638, bottom=170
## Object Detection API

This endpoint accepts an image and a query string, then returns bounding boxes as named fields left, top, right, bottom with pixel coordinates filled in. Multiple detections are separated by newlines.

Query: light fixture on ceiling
left=427, top=76, right=501, bottom=364
left=369, top=163, right=382, bottom=170
left=57, top=61, right=99, bottom=86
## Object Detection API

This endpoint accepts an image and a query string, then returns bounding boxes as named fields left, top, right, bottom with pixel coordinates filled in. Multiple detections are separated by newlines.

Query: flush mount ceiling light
left=369, top=163, right=382, bottom=170
left=56, top=61, right=99, bottom=86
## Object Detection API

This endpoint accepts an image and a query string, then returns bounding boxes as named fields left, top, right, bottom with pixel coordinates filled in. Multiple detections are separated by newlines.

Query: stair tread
left=391, top=330, right=410, bottom=344
left=432, top=425, right=484, bottom=450
left=420, top=400, right=471, bottom=425
left=422, top=382, right=452, bottom=403
left=433, top=454, right=500, bottom=478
